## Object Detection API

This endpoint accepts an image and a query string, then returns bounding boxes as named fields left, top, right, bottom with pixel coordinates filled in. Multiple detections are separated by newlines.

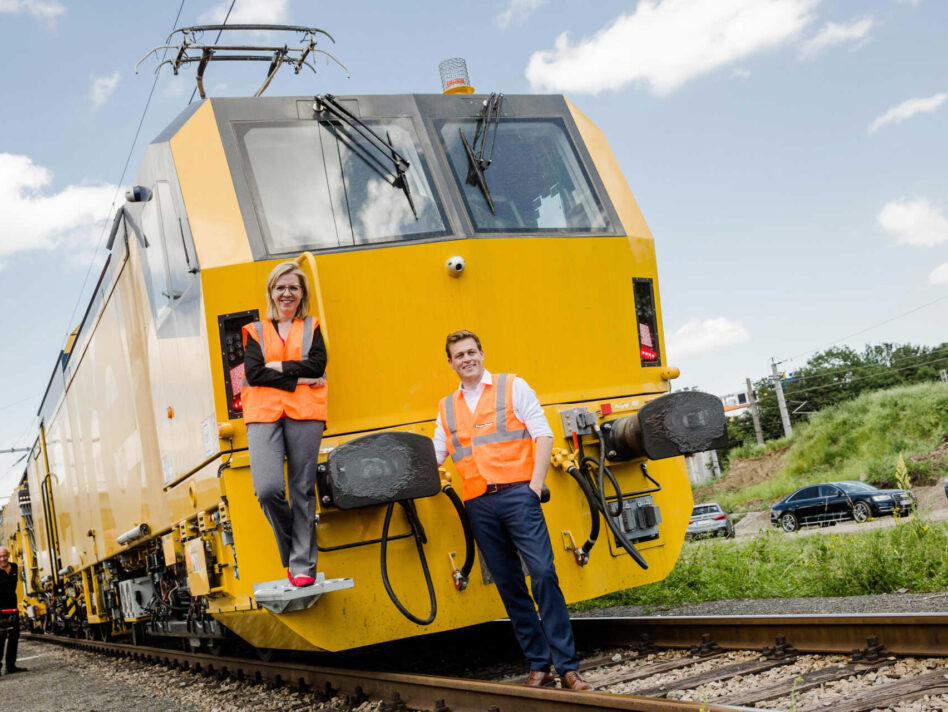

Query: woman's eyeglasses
left=272, top=285, right=302, bottom=295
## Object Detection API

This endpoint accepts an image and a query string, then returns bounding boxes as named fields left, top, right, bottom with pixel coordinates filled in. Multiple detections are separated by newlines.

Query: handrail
left=295, top=252, right=330, bottom=350
left=162, top=447, right=247, bottom=491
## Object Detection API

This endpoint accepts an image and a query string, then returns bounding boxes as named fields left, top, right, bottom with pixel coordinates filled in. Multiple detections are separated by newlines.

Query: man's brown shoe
left=524, top=670, right=556, bottom=687
left=560, top=670, right=593, bottom=691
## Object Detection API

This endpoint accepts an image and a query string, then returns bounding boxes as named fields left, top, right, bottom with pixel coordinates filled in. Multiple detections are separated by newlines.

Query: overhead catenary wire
left=59, top=0, right=189, bottom=353
left=5, top=1, right=188, bottom=503
left=780, top=293, right=948, bottom=364
left=760, top=344, right=948, bottom=384
left=757, top=353, right=948, bottom=401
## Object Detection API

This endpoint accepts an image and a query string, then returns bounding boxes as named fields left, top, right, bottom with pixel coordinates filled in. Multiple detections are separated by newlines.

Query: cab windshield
left=236, top=119, right=448, bottom=253
left=438, top=118, right=610, bottom=234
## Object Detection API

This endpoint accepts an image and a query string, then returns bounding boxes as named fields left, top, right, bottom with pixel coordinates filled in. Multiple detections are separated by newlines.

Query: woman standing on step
left=242, top=261, right=328, bottom=587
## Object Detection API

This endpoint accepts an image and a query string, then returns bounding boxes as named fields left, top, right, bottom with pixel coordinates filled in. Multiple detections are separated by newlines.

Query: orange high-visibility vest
left=241, top=317, right=327, bottom=423
left=439, top=373, right=534, bottom=501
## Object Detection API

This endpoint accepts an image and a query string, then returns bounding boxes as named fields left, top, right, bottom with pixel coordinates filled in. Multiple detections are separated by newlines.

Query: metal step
left=252, top=573, right=354, bottom=614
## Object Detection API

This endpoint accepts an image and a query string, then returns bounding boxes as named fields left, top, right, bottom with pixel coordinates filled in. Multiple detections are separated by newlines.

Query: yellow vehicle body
left=4, top=90, right=705, bottom=652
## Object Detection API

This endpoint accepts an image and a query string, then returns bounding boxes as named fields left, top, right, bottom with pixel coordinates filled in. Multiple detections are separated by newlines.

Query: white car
left=686, top=502, right=734, bottom=539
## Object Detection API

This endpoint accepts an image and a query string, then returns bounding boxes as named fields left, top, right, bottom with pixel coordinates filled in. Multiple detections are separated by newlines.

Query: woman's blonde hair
left=265, top=261, right=310, bottom=320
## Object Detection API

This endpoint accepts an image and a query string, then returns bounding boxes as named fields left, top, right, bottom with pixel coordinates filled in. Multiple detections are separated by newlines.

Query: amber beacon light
left=439, top=57, right=475, bottom=94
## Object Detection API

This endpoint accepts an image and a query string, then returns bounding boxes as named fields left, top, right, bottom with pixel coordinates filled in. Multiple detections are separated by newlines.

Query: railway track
left=25, top=613, right=948, bottom=712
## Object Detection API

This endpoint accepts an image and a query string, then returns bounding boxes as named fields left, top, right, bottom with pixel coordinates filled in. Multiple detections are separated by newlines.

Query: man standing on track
left=432, top=330, right=592, bottom=691
left=0, top=546, right=25, bottom=675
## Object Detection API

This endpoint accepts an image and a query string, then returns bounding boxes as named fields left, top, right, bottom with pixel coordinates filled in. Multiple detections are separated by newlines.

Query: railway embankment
left=577, top=382, right=948, bottom=615
left=701, top=381, right=948, bottom=515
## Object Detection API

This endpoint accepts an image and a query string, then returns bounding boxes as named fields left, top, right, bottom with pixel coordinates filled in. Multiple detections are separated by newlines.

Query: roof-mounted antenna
left=135, top=24, right=350, bottom=99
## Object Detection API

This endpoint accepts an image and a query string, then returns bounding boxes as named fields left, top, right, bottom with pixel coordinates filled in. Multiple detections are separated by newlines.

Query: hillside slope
left=695, top=382, right=948, bottom=511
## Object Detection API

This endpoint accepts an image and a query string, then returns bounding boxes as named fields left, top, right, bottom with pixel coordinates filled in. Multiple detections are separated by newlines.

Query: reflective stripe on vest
left=240, top=317, right=327, bottom=423
left=440, top=373, right=534, bottom=501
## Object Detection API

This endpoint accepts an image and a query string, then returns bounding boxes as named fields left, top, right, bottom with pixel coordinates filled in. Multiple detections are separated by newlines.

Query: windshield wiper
left=459, top=92, right=503, bottom=215
left=314, top=94, right=417, bottom=219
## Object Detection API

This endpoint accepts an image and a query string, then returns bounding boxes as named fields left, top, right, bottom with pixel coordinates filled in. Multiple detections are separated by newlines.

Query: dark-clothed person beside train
left=242, top=262, right=328, bottom=587
left=0, top=546, right=25, bottom=674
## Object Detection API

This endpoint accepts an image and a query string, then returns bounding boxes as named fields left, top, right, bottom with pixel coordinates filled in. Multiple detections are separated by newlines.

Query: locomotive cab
left=7, top=37, right=725, bottom=652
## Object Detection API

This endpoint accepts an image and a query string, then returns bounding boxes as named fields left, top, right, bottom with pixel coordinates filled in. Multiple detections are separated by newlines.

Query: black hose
left=566, top=466, right=600, bottom=556
left=380, top=500, right=437, bottom=625
left=582, top=455, right=624, bottom=517
left=441, top=485, right=474, bottom=585
left=582, top=435, right=648, bottom=570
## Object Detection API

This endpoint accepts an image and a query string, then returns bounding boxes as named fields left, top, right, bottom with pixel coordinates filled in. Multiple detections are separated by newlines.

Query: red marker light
left=600, top=402, right=613, bottom=416
left=640, top=346, right=658, bottom=361
left=232, top=396, right=242, bottom=412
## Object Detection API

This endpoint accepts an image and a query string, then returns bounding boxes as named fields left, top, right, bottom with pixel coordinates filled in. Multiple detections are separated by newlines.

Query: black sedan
left=770, top=481, right=916, bottom=533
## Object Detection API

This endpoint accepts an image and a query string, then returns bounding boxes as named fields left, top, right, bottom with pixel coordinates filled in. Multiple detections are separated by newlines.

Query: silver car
left=686, top=502, right=734, bottom=539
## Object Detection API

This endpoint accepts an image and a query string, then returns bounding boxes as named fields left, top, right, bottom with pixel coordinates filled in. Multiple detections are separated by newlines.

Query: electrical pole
left=771, top=360, right=793, bottom=439
left=746, top=377, right=764, bottom=446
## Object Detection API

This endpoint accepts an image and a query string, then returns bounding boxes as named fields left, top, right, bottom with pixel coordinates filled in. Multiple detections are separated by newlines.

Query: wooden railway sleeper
left=635, top=654, right=797, bottom=698
left=716, top=657, right=890, bottom=707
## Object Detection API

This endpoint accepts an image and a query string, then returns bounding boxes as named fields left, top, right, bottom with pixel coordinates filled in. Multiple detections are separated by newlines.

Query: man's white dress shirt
left=432, top=369, right=553, bottom=468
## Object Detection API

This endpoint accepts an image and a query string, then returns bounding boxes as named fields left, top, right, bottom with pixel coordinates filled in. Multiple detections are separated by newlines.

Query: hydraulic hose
left=380, top=500, right=437, bottom=625
left=581, top=433, right=649, bottom=570
left=565, top=466, right=600, bottom=559
left=441, top=484, right=474, bottom=588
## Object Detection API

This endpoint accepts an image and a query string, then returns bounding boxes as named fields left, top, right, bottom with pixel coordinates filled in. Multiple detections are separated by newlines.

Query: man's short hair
left=445, top=330, right=482, bottom=358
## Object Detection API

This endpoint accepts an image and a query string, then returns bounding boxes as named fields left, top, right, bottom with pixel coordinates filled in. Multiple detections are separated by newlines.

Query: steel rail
left=25, top=634, right=738, bottom=712
left=570, top=613, right=948, bottom=657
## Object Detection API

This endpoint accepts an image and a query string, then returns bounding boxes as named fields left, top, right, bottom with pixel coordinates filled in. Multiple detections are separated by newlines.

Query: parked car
left=770, top=481, right=916, bottom=533
left=686, top=502, right=734, bottom=539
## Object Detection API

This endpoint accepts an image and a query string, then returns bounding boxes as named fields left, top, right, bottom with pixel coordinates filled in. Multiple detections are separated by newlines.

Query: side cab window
left=140, top=181, right=195, bottom=322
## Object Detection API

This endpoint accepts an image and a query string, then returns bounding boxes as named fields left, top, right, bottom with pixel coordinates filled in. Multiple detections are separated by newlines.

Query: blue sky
left=1, top=0, right=946, bottom=501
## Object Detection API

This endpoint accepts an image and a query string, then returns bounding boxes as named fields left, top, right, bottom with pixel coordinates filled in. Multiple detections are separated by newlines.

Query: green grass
left=572, top=516, right=948, bottom=610
left=782, top=382, right=948, bottom=488
left=699, top=382, right=948, bottom=512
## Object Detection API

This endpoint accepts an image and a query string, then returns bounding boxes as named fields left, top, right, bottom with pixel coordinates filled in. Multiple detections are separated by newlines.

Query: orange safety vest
left=439, top=373, right=534, bottom=501
left=241, top=317, right=327, bottom=424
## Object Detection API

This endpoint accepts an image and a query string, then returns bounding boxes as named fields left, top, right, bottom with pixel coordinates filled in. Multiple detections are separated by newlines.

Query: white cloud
left=0, top=0, right=64, bottom=21
left=525, top=0, right=819, bottom=96
left=666, top=317, right=749, bottom=358
left=732, top=67, right=751, bottom=79
left=89, top=71, right=120, bottom=109
left=497, top=0, right=548, bottom=29
left=199, top=0, right=289, bottom=23
left=0, top=154, right=116, bottom=264
left=877, top=198, right=948, bottom=247
left=799, top=17, right=874, bottom=59
left=894, top=0, right=921, bottom=6
left=930, top=263, right=948, bottom=285
left=868, top=92, right=946, bottom=134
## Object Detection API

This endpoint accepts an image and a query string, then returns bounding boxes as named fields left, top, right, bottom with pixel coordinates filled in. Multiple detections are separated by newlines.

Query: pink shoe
left=292, top=574, right=315, bottom=587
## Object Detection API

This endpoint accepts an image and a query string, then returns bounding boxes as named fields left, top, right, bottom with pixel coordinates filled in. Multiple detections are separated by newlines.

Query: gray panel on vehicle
left=326, top=432, right=440, bottom=510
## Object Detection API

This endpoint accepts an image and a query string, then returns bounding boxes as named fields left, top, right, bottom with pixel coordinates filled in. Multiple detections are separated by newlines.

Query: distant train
left=0, top=31, right=725, bottom=654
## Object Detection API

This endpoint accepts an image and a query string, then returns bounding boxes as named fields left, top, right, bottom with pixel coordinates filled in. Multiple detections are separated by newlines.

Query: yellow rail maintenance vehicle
left=1, top=27, right=726, bottom=654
